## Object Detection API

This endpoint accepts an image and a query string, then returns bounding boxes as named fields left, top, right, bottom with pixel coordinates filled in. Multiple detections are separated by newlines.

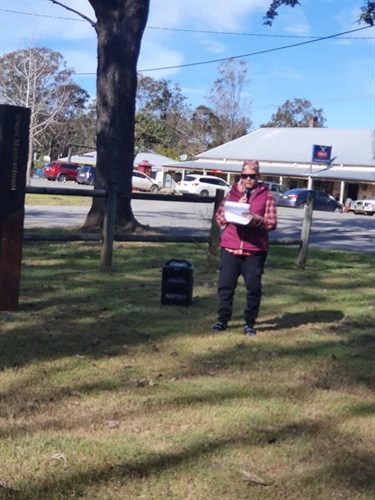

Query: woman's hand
left=241, top=212, right=263, bottom=226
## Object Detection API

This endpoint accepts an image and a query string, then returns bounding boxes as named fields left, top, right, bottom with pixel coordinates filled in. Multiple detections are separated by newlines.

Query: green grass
left=0, top=243, right=374, bottom=499
left=25, top=193, right=91, bottom=206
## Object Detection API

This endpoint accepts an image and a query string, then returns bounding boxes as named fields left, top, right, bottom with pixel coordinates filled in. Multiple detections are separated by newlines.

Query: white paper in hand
left=224, top=201, right=250, bottom=225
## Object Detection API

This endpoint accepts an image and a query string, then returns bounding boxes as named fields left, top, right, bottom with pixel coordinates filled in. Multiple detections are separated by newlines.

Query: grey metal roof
left=197, top=128, right=375, bottom=167
left=58, top=151, right=176, bottom=170
left=163, top=160, right=374, bottom=182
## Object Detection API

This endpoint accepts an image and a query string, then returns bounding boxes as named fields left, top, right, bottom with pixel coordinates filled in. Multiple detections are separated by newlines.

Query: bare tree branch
left=50, top=0, right=96, bottom=27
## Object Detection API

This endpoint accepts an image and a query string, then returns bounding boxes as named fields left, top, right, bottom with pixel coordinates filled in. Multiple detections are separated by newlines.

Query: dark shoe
left=211, top=321, right=227, bottom=333
left=244, top=325, right=256, bottom=336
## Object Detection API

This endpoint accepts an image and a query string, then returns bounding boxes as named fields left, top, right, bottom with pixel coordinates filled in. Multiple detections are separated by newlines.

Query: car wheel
left=150, top=185, right=159, bottom=194
left=366, top=212, right=374, bottom=216
left=199, top=189, right=209, bottom=197
left=333, top=207, right=342, bottom=213
left=300, top=202, right=307, bottom=209
left=57, top=173, right=67, bottom=182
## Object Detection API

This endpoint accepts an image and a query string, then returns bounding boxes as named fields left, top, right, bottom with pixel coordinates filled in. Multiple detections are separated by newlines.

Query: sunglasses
left=241, top=173, right=257, bottom=180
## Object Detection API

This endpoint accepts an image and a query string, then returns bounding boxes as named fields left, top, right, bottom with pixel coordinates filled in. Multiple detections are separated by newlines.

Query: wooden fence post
left=100, top=182, right=117, bottom=272
left=208, top=189, right=224, bottom=264
left=297, top=193, right=314, bottom=269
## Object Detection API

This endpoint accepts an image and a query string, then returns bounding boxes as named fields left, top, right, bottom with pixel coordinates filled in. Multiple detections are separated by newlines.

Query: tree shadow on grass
left=4, top=416, right=375, bottom=499
left=257, top=309, right=345, bottom=331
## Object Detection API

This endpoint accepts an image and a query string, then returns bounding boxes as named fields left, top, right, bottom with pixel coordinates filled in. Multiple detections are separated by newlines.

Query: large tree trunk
left=82, top=0, right=150, bottom=232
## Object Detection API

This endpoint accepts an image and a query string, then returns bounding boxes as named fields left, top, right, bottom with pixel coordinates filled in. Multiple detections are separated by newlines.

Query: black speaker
left=161, top=259, right=194, bottom=306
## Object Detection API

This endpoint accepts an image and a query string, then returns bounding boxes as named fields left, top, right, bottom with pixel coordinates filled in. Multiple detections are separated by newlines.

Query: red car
left=43, top=162, right=80, bottom=182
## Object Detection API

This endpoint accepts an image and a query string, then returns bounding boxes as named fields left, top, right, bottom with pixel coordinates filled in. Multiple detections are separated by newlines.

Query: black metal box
left=161, top=259, right=194, bottom=306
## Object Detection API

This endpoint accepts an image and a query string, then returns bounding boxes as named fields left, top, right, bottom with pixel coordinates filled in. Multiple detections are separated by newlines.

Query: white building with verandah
left=162, top=128, right=375, bottom=203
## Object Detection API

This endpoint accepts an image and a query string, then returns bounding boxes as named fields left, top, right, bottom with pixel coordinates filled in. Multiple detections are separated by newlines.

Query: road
left=25, top=179, right=374, bottom=253
left=24, top=202, right=375, bottom=254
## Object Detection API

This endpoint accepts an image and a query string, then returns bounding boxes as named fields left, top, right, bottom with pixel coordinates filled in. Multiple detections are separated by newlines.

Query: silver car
left=261, top=181, right=288, bottom=204
left=132, top=171, right=160, bottom=193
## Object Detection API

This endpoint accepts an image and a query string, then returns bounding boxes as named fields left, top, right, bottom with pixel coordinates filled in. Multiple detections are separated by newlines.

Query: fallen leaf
left=51, top=453, right=67, bottom=465
left=106, top=420, right=120, bottom=428
left=240, top=469, right=272, bottom=486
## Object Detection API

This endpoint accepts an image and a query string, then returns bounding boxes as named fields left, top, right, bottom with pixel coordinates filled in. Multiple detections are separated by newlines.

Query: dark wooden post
left=208, top=189, right=224, bottom=264
left=0, top=105, right=31, bottom=311
left=100, top=183, right=117, bottom=272
left=297, top=193, right=314, bottom=269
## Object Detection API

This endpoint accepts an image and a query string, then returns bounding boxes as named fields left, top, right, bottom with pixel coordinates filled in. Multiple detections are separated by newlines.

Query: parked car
left=43, top=162, right=80, bottom=182
left=350, top=195, right=375, bottom=216
left=278, top=189, right=343, bottom=212
left=261, top=181, right=288, bottom=204
left=177, top=174, right=231, bottom=197
left=132, top=170, right=160, bottom=193
left=76, top=165, right=96, bottom=185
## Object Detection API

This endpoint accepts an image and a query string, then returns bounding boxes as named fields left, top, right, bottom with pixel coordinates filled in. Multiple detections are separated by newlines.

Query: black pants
left=217, top=248, right=267, bottom=326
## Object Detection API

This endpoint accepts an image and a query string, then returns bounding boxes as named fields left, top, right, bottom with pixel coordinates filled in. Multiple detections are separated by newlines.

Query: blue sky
left=1, top=0, right=374, bottom=130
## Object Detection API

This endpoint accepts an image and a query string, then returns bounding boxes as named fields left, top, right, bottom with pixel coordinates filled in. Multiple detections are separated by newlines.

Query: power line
left=73, top=24, right=373, bottom=75
left=138, top=25, right=375, bottom=73
left=1, top=7, right=373, bottom=76
left=148, top=25, right=374, bottom=40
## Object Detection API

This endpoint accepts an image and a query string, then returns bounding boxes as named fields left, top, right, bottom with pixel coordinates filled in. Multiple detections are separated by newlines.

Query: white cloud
left=138, top=40, right=185, bottom=79
left=148, top=0, right=266, bottom=31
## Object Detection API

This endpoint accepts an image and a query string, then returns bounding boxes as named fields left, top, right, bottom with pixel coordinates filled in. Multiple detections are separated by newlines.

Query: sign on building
left=312, top=144, right=332, bottom=164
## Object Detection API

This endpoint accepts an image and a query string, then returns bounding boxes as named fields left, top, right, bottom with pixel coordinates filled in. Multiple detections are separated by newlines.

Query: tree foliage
left=136, top=75, right=187, bottom=120
left=261, top=98, right=326, bottom=128
left=359, top=1, right=375, bottom=26
left=135, top=112, right=169, bottom=151
left=135, top=74, right=188, bottom=154
left=264, top=0, right=375, bottom=26
left=180, top=105, right=221, bottom=156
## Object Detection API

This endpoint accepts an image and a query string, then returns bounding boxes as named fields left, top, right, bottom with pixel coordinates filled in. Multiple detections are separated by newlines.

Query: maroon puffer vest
left=220, top=182, right=270, bottom=252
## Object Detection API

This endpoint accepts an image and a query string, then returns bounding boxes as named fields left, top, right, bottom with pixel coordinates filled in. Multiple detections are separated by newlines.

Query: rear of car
left=43, top=162, right=80, bottom=182
left=279, top=189, right=343, bottom=212
left=76, top=166, right=96, bottom=185
left=132, top=170, right=160, bottom=193
left=262, top=181, right=288, bottom=204
left=177, top=174, right=231, bottom=197
left=278, top=188, right=308, bottom=208
left=351, top=195, right=375, bottom=216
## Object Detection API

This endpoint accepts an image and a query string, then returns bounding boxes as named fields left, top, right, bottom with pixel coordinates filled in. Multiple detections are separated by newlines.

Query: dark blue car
left=278, top=189, right=343, bottom=212
left=76, top=165, right=96, bottom=185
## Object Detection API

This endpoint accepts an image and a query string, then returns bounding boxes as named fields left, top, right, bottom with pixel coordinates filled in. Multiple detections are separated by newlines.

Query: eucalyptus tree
left=261, top=98, right=326, bottom=128
left=51, top=0, right=150, bottom=232
left=206, top=59, right=252, bottom=145
left=135, top=74, right=188, bottom=153
left=0, top=47, right=88, bottom=183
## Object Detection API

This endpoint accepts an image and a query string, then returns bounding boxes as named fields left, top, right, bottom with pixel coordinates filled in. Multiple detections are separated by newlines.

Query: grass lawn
left=0, top=242, right=374, bottom=499
left=25, top=193, right=91, bottom=206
